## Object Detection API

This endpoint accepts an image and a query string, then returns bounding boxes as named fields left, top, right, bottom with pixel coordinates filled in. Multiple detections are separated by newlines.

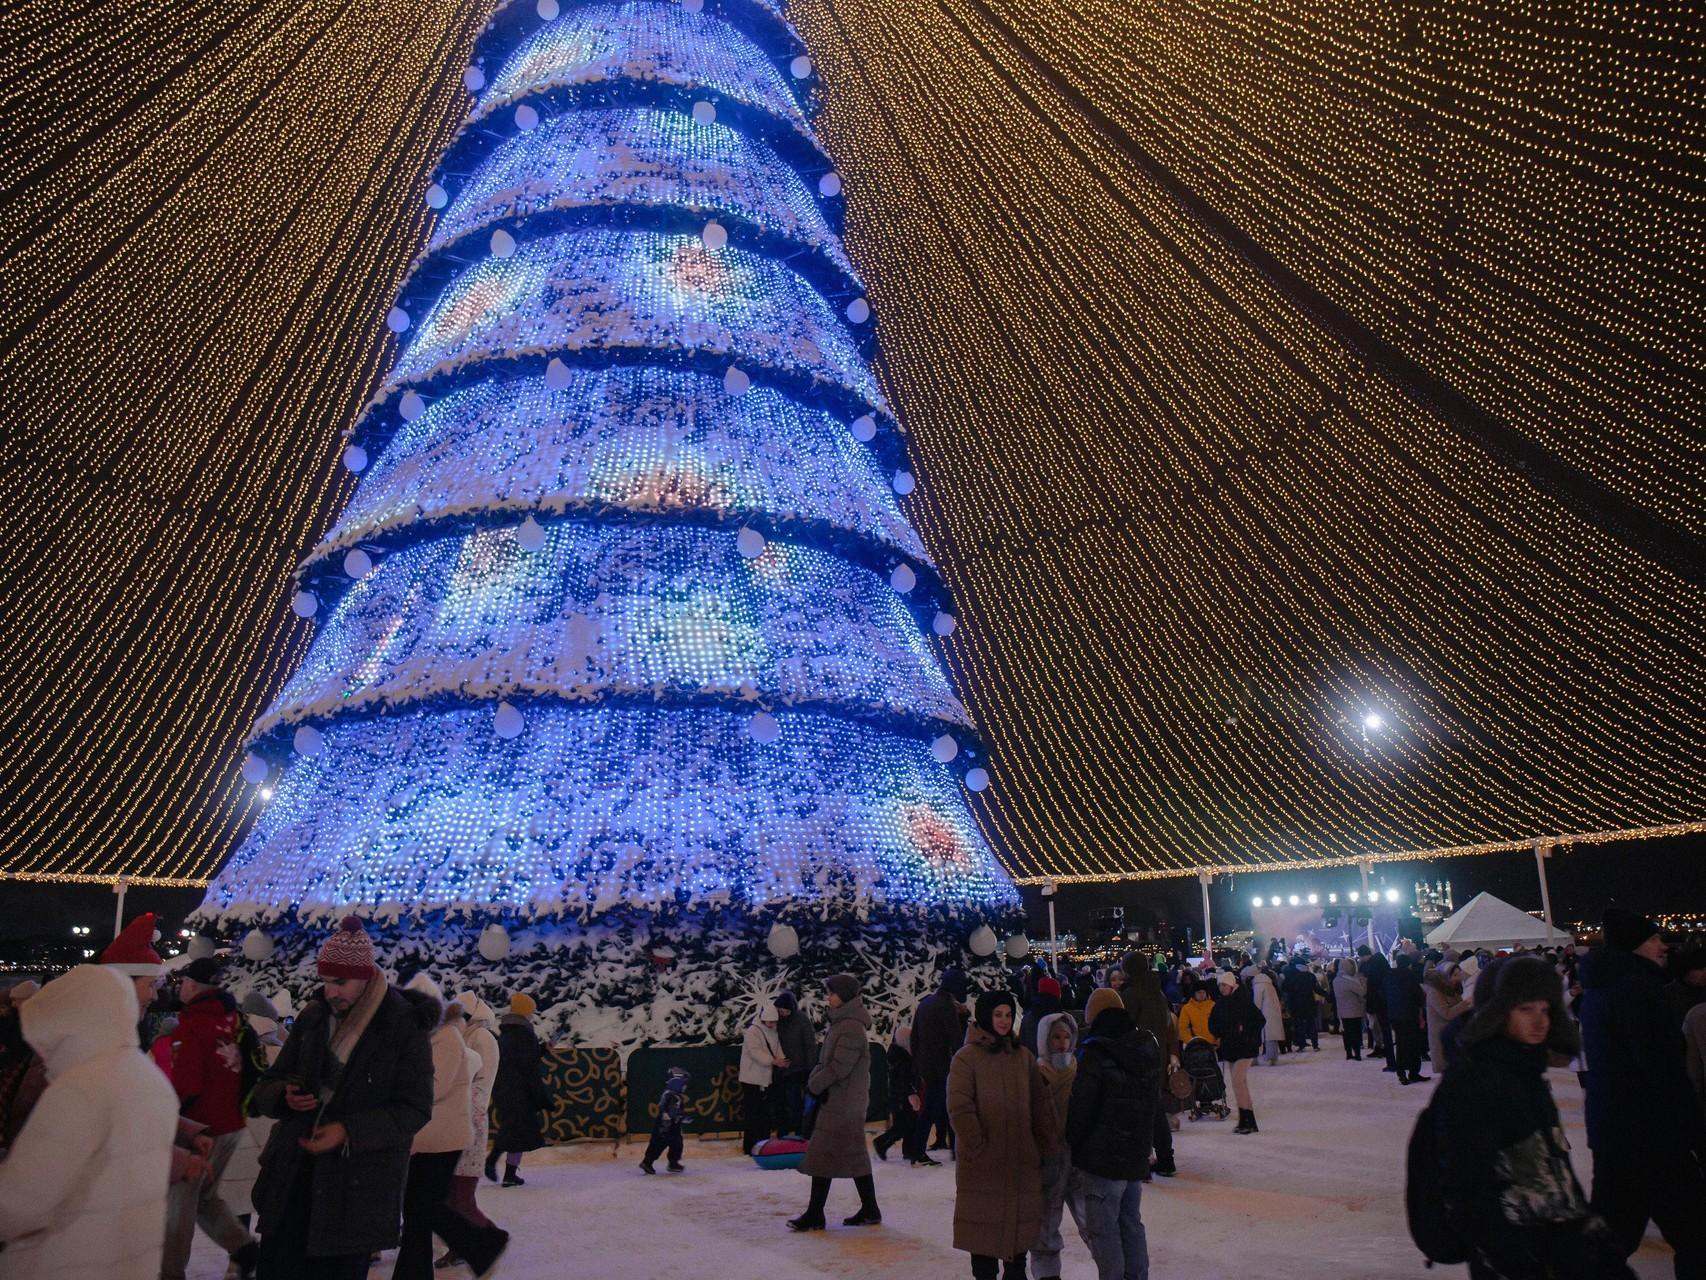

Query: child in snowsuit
left=639, top=1067, right=689, bottom=1174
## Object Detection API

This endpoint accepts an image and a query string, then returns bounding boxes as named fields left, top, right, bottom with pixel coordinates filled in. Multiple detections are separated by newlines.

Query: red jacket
left=171, top=991, right=245, bottom=1135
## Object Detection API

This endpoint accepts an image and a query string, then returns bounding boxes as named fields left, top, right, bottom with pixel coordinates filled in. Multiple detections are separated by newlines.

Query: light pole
left=1534, top=840, right=1555, bottom=937
left=1198, top=869, right=1214, bottom=964
left=111, top=876, right=131, bottom=941
left=1042, top=880, right=1059, bottom=974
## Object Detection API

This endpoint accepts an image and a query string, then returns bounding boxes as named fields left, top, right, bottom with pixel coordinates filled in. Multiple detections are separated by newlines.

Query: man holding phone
left=249, top=916, right=434, bottom=1279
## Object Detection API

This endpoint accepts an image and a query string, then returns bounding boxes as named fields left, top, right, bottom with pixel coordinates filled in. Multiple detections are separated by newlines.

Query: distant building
left=1089, top=906, right=1126, bottom=945
left=1414, top=879, right=1454, bottom=926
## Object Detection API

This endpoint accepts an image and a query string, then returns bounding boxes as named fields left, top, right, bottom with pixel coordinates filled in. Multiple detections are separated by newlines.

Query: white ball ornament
left=701, top=220, right=728, bottom=250
left=691, top=100, right=716, bottom=125
left=477, top=923, right=512, bottom=962
left=536, top=0, right=559, bottom=17
left=494, top=701, right=525, bottom=740
left=723, top=366, right=750, bottom=395
left=186, top=935, right=217, bottom=961
left=240, top=929, right=275, bottom=962
left=241, top=753, right=269, bottom=785
left=545, top=356, right=571, bottom=389
left=425, top=182, right=448, bottom=210
left=893, top=470, right=915, bottom=495
left=850, top=414, right=877, bottom=442
left=385, top=306, right=410, bottom=333
left=818, top=171, right=842, bottom=197
left=514, top=103, right=539, bottom=131
left=968, top=925, right=998, bottom=957
left=398, top=389, right=426, bottom=421
left=930, top=733, right=959, bottom=763
left=790, top=54, right=812, bottom=79
left=932, top=611, right=957, bottom=637
left=767, top=922, right=800, bottom=959
left=291, top=590, right=318, bottom=618
left=490, top=228, right=517, bottom=258
left=293, top=725, right=325, bottom=757
left=516, top=516, right=546, bottom=552
left=735, top=527, right=765, bottom=559
left=846, top=297, right=870, bottom=323
left=343, top=548, right=373, bottom=579
left=462, top=66, right=486, bottom=92
left=749, top=711, right=780, bottom=744
left=965, top=767, right=990, bottom=793
left=341, top=444, right=367, bottom=473
left=1005, top=934, right=1030, bottom=960
left=889, top=563, right=916, bottom=594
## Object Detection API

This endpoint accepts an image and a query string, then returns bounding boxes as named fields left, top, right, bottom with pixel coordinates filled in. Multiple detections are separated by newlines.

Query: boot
left=787, top=1213, right=826, bottom=1232
left=843, top=1207, right=882, bottom=1226
left=484, top=1153, right=499, bottom=1182
left=873, top=1135, right=892, bottom=1161
left=1152, top=1154, right=1177, bottom=1177
left=502, top=1168, right=526, bottom=1187
left=232, top=1242, right=261, bottom=1280
left=1234, top=1108, right=1257, bottom=1135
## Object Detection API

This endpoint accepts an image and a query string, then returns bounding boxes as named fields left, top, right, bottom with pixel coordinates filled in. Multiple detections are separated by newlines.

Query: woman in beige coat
left=948, top=990, right=1059, bottom=1280
left=788, top=974, right=880, bottom=1231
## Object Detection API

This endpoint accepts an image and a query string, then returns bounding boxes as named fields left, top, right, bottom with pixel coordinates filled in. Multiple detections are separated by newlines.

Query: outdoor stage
left=190, top=1047, right=1677, bottom=1279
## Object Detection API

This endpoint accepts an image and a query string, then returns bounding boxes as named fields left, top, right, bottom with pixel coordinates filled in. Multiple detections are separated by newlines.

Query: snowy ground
left=192, top=1048, right=1678, bottom=1279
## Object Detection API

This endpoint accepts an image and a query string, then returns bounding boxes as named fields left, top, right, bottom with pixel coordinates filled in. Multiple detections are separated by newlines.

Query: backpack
left=1405, top=1097, right=1467, bottom=1267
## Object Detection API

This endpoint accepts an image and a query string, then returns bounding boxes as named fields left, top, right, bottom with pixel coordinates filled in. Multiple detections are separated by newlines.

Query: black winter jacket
left=1064, top=1008, right=1161, bottom=1180
left=913, top=990, right=967, bottom=1085
left=1580, top=947, right=1704, bottom=1158
left=1360, top=953, right=1391, bottom=1013
left=250, top=986, right=434, bottom=1257
left=492, top=1016, right=551, bottom=1153
left=1386, top=963, right=1424, bottom=1023
left=1282, top=967, right=1319, bottom=1016
left=776, top=1007, right=817, bottom=1083
left=1433, top=1036, right=1632, bottom=1280
left=1208, top=988, right=1263, bottom=1062
left=885, top=1042, right=914, bottom=1114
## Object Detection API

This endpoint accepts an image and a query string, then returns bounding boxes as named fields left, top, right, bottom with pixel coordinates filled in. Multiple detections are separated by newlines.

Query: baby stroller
left=1180, top=1036, right=1231, bottom=1121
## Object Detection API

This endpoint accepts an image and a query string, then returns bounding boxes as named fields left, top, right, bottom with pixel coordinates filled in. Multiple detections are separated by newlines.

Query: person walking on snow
left=438, top=992, right=502, bottom=1269
left=1119, top=952, right=1177, bottom=1178
left=1425, top=960, right=1472, bottom=1074
left=739, top=1001, right=787, bottom=1155
left=1209, top=971, right=1263, bottom=1133
left=1579, top=907, right=1706, bottom=1278
left=907, top=967, right=969, bottom=1165
left=1245, top=965, right=1285, bottom=1066
left=249, top=917, right=434, bottom=1280
left=1387, top=953, right=1430, bottom=1084
left=1031, top=1013, right=1078, bottom=1280
left=789, top=974, right=880, bottom=1230
left=395, top=976, right=508, bottom=1279
left=640, top=1066, right=691, bottom=1174
left=1332, top=958, right=1368, bottom=1060
left=158, top=956, right=260, bottom=1280
left=1432, top=955, right=1634, bottom=1280
left=949, top=990, right=1058, bottom=1279
left=1066, top=986, right=1161, bottom=1280
left=487, top=992, right=549, bottom=1186
left=0, top=965, right=179, bottom=1280
left=872, top=1022, right=918, bottom=1162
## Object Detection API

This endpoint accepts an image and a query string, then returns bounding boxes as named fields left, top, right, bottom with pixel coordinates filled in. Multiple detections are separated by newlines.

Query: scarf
left=327, top=973, right=388, bottom=1066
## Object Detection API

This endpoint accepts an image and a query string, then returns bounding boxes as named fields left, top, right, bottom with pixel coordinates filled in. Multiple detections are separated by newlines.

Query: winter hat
left=772, top=990, right=798, bottom=1013
left=240, top=989, right=280, bottom=1020
left=665, top=1065, right=690, bottom=1093
left=1458, top=955, right=1578, bottom=1056
left=825, top=973, right=861, bottom=1003
left=180, top=956, right=224, bottom=985
left=1459, top=955, right=1480, bottom=978
left=1035, top=1010, right=1079, bottom=1059
left=1086, top=986, right=1125, bottom=1023
left=509, top=992, right=537, bottom=1017
left=402, top=972, right=446, bottom=1022
left=1036, top=975, right=1062, bottom=1000
left=757, top=1001, right=778, bottom=1024
left=317, top=916, right=377, bottom=979
left=973, top=990, right=1017, bottom=1041
left=1602, top=905, right=1659, bottom=952
left=1215, top=971, right=1239, bottom=992
left=100, top=913, right=164, bottom=977
left=939, top=967, right=969, bottom=1001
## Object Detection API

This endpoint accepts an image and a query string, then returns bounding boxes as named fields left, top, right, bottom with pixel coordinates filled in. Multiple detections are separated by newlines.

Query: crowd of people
left=1, top=904, right=1704, bottom=1279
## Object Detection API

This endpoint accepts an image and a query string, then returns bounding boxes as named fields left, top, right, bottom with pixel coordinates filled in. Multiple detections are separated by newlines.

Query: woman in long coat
left=1246, top=966, right=1285, bottom=1065
left=486, top=993, right=549, bottom=1186
left=788, top=975, right=880, bottom=1230
left=948, top=990, right=1058, bottom=1279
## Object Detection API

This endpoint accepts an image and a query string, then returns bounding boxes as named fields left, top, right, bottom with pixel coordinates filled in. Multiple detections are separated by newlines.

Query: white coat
left=414, top=1022, right=479, bottom=1154
left=1250, top=972, right=1285, bottom=1042
left=739, top=1019, right=785, bottom=1087
left=0, top=965, right=178, bottom=1280
left=455, top=1000, right=501, bottom=1179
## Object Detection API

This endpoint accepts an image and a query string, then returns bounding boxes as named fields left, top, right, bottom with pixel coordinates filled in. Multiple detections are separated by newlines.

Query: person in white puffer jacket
left=441, top=990, right=502, bottom=1259
left=0, top=964, right=178, bottom=1280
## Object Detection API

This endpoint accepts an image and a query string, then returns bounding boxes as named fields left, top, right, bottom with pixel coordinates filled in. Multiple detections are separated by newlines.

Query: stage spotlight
left=1349, top=891, right=1360, bottom=903
left=1269, top=896, right=1280, bottom=907
left=1252, top=896, right=1264, bottom=908
left=1288, top=894, right=1300, bottom=906
left=1307, top=893, right=1319, bottom=905
left=1328, top=893, right=1338, bottom=904
left=1385, top=888, right=1401, bottom=903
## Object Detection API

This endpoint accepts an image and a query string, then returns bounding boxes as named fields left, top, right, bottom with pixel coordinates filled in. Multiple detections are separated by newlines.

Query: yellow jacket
left=1177, top=996, right=1217, bottom=1045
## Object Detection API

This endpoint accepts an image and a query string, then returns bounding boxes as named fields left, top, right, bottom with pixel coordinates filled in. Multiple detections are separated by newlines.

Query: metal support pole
left=112, top=877, right=130, bottom=941
left=1360, top=860, right=1375, bottom=952
left=1198, top=870, right=1214, bottom=964
left=1044, top=880, right=1059, bottom=974
left=1534, top=841, right=1555, bottom=938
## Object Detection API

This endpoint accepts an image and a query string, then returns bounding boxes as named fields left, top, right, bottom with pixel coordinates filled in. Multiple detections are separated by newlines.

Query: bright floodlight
left=1288, top=894, right=1300, bottom=906
left=1364, top=712, right=1384, bottom=731
left=1252, top=896, right=1265, bottom=908
left=1269, top=896, right=1280, bottom=907
left=1328, top=893, right=1338, bottom=904
left=1385, top=888, right=1401, bottom=903
left=1307, top=893, right=1319, bottom=905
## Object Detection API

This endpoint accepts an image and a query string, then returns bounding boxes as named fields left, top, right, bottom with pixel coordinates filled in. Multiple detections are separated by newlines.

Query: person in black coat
left=1360, top=945, right=1392, bottom=1062
left=905, top=968, right=968, bottom=1165
left=249, top=919, right=434, bottom=1280
left=872, top=1024, right=917, bottom=1161
left=1064, top=987, right=1161, bottom=1280
left=771, top=990, right=817, bottom=1136
left=1579, top=907, right=1706, bottom=1276
left=1282, top=960, right=1320, bottom=1051
left=1386, top=954, right=1429, bottom=1084
left=486, top=993, right=550, bottom=1186
left=1433, top=955, right=1634, bottom=1280
left=1208, top=970, right=1263, bottom=1133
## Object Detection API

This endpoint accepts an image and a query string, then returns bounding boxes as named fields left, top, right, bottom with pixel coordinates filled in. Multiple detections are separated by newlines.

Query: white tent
left=1425, top=891, right=1574, bottom=951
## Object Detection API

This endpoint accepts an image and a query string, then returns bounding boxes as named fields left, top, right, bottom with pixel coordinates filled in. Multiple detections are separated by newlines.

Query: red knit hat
left=1037, top=976, right=1062, bottom=999
left=100, top=913, right=164, bottom=977
left=317, top=916, right=377, bottom=979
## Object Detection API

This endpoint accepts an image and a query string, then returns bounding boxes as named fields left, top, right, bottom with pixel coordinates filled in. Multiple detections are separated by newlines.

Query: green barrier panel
left=627, top=1044, right=743, bottom=1136
left=541, top=1045, right=626, bottom=1143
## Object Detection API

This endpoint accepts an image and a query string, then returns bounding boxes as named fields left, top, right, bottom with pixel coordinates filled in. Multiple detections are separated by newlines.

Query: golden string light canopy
left=3, top=0, right=1702, bottom=887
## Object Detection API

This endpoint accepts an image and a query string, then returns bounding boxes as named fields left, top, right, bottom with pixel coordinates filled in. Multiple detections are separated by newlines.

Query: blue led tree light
left=203, top=0, right=1018, bottom=964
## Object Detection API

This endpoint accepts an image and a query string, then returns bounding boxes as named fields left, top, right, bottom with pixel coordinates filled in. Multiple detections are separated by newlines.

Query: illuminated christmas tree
left=202, top=0, right=1018, bottom=1039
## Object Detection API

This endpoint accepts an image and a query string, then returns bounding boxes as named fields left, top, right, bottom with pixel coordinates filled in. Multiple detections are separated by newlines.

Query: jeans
left=1068, top=1171, right=1148, bottom=1280
left=1339, top=1016, right=1364, bottom=1059
left=1290, top=1012, right=1318, bottom=1050
left=161, top=1129, right=254, bottom=1280
left=903, top=1077, right=949, bottom=1160
left=1031, top=1155, right=1070, bottom=1278
left=643, top=1123, right=683, bottom=1167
